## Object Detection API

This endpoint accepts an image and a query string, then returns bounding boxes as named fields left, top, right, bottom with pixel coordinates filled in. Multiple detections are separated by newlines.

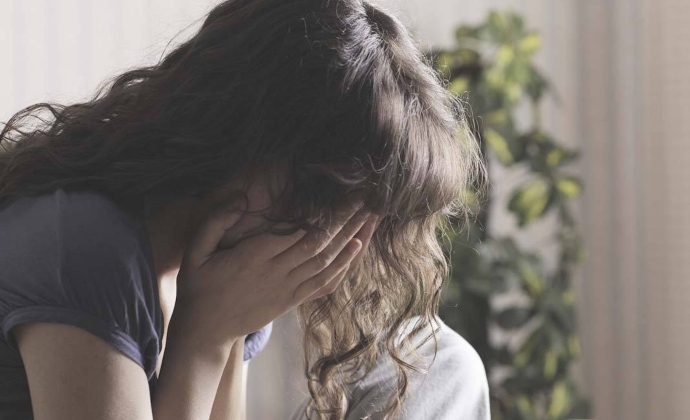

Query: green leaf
left=518, top=259, right=545, bottom=297
left=513, top=335, right=536, bottom=368
left=567, top=335, right=581, bottom=358
left=544, top=349, right=558, bottom=379
left=486, top=68, right=506, bottom=90
left=496, top=307, right=534, bottom=329
left=556, top=176, right=582, bottom=198
left=508, top=179, right=554, bottom=226
left=485, top=109, right=511, bottom=126
left=546, top=148, right=565, bottom=167
left=457, top=187, right=480, bottom=212
left=548, top=381, right=571, bottom=418
left=455, top=24, right=478, bottom=41
left=562, top=290, right=575, bottom=305
left=576, top=245, right=586, bottom=264
left=505, top=82, right=522, bottom=103
left=509, top=59, right=532, bottom=85
left=525, top=67, right=549, bottom=101
left=506, top=13, right=526, bottom=38
left=496, top=45, right=516, bottom=66
left=566, top=396, right=593, bottom=419
left=436, top=52, right=456, bottom=79
left=519, top=32, right=541, bottom=54
left=516, top=395, right=533, bottom=417
left=485, top=127, right=513, bottom=164
left=485, top=123, right=526, bottom=164
left=449, top=77, right=470, bottom=95
left=530, top=130, right=549, bottom=143
left=456, top=48, right=482, bottom=65
left=542, top=291, right=576, bottom=333
left=522, top=132, right=580, bottom=173
left=544, top=318, right=569, bottom=353
left=487, top=11, right=507, bottom=42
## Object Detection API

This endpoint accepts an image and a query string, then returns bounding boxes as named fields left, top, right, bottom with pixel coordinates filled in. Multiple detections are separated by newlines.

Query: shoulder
left=288, top=318, right=490, bottom=420
left=430, top=320, right=488, bottom=388
left=55, top=188, right=150, bottom=260
left=54, top=188, right=155, bottom=282
left=0, top=187, right=156, bottom=299
left=0, top=187, right=150, bottom=269
left=346, top=317, right=490, bottom=420
left=361, top=316, right=488, bottom=387
left=0, top=188, right=161, bottom=379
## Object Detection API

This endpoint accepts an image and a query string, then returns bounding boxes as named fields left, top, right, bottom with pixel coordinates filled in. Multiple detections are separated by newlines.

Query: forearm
left=151, top=309, right=237, bottom=420
left=209, top=336, right=248, bottom=420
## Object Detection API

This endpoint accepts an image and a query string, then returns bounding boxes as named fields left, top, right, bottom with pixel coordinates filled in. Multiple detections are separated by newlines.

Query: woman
left=0, top=0, right=488, bottom=419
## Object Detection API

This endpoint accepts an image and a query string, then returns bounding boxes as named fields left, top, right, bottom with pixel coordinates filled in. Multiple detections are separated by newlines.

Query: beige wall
left=641, top=1, right=690, bottom=418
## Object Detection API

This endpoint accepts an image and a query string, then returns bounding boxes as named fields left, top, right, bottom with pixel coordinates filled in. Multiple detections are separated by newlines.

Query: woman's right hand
left=169, top=195, right=377, bottom=352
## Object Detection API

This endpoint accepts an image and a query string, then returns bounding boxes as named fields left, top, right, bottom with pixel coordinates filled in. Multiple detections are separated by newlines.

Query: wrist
left=166, top=304, right=242, bottom=355
left=229, top=336, right=246, bottom=360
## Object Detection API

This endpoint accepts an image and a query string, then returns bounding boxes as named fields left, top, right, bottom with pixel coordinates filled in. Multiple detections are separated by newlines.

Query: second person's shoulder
left=345, top=317, right=490, bottom=420
left=432, top=320, right=488, bottom=384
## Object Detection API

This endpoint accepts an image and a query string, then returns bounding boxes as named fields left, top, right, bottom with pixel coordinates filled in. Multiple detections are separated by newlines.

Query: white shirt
left=288, top=317, right=490, bottom=420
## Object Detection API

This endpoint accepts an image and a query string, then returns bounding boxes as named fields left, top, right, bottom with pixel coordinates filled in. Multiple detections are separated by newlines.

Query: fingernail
left=351, top=238, right=363, bottom=253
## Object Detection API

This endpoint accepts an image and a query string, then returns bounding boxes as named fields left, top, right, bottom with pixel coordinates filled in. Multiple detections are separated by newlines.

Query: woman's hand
left=169, top=195, right=375, bottom=352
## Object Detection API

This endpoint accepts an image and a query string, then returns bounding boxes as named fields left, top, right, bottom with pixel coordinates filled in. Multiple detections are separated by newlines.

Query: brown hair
left=0, top=0, right=486, bottom=418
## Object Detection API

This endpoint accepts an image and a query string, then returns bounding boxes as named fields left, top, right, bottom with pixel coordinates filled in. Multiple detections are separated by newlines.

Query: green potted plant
left=429, top=11, right=591, bottom=420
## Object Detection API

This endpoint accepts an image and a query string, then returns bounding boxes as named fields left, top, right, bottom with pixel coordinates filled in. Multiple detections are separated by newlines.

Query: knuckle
left=316, top=236, right=331, bottom=254
left=311, top=273, right=326, bottom=286
left=315, top=255, right=329, bottom=270
left=233, top=262, right=251, bottom=279
left=283, top=294, right=297, bottom=311
left=327, top=251, right=340, bottom=265
left=233, top=246, right=251, bottom=264
left=288, top=291, right=300, bottom=307
left=324, top=282, right=339, bottom=295
left=315, top=276, right=330, bottom=290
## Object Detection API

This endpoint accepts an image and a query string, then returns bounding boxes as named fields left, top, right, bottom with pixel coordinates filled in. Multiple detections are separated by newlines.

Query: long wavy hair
left=0, top=0, right=486, bottom=418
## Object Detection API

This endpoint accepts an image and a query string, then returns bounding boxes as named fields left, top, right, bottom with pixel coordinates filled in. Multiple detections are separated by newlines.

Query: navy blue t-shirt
left=0, top=187, right=271, bottom=418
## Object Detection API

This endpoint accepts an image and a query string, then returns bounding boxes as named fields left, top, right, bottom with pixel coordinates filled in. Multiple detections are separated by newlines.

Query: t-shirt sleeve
left=0, top=189, right=162, bottom=380
left=244, top=321, right=272, bottom=362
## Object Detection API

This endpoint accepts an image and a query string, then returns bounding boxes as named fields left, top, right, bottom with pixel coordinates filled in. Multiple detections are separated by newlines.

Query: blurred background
left=0, top=1, right=686, bottom=419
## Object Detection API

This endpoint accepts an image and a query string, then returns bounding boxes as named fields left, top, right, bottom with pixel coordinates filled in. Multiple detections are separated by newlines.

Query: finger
left=271, top=198, right=364, bottom=270
left=291, top=238, right=361, bottom=304
left=219, top=220, right=309, bottom=257
left=182, top=198, right=246, bottom=268
left=348, top=213, right=381, bottom=269
left=258, top=223, right=311, bottom=258
left=303, top=261, right=350, bottom=302
left=285, top=208, right=370, bottom=280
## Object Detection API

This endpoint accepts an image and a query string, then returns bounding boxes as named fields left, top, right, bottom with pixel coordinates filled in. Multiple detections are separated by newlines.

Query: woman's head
left=0, top=0, right=486, bottom=418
